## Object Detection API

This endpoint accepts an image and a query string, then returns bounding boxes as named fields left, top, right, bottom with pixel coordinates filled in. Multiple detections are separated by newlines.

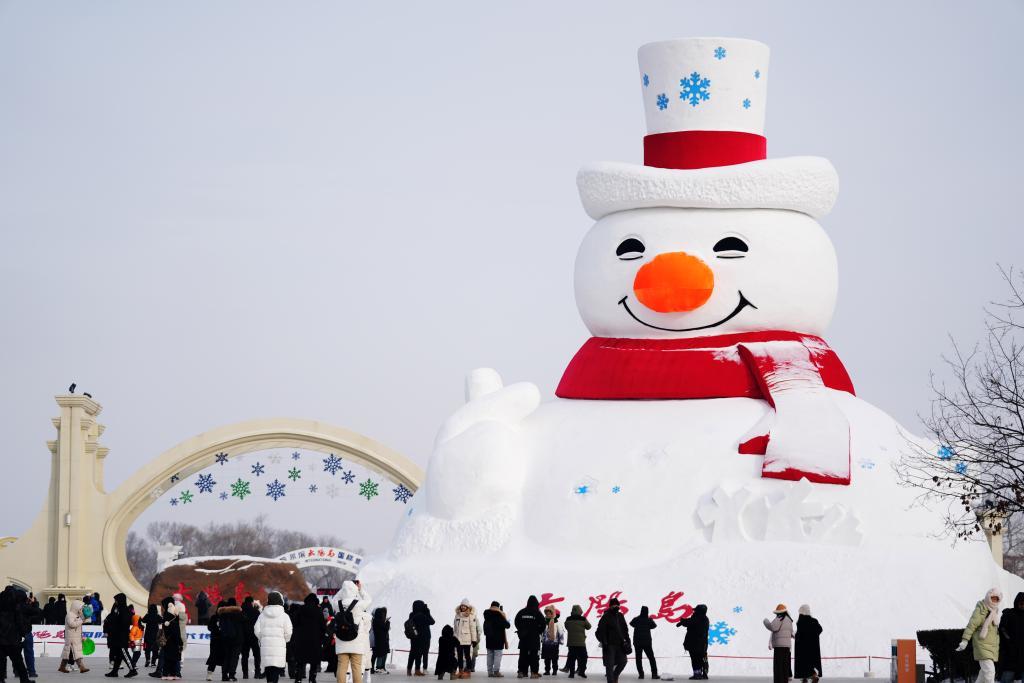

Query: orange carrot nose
left=633, top=251, right=715, bottom=313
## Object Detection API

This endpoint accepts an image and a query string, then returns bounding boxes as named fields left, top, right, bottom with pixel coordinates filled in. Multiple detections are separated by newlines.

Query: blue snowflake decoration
left=955, top=462, right=968, bottom=475
left=341, top=470, right=356, bottom=484
left=754, top=69, right=761, bottom=79
left=218, top=492, right=229, bottom=501
left=742, top=98, right=751, bottom=109
left=859, top=458, right=877, bottom=470
left=656, top=93, right=669, bottom=110
left=642, top=73, right=649, bottom=87
left=611, top=486, right=621, bottom=494
left=732, top=606, right=743, bottom=614
left=266, top=479, right=286, bottom=501
left=937, top=445, right=954, bottom=460
left=251, top=462, right=265, bottom=476
left=214, top=452, right=229, bottom=466
left=291, top=451, right=301, bottom=461
left=708, top=621, right=737, bottom=646
left=196, top=473, right=216, bottom=493
left=575, top=485, right=590, bottom=495
left=680, top=72, right=711, bottom=107
left=169, top=498, right=179, bottom=506
left=309, top=484, right=318, bottom=493
left=714, top=46, right=726, bottom=60
left=393, top=483, right=413, bottom=504
left=323, top=453, right=344, bottom=476
left=170, top=473, right=180, bottom=483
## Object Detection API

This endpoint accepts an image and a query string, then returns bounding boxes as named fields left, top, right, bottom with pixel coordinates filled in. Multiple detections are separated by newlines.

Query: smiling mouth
left=618, top=292, right=757, bottom=332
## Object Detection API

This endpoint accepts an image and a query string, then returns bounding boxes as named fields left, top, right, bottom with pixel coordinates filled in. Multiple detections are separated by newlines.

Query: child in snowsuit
left=563, top=606, right=590, bottom=679
left=436, top=626, right=460, bottom=680
left=676, top=604, right=709, bottom=680
left=541, top=607, right=565, bottom=676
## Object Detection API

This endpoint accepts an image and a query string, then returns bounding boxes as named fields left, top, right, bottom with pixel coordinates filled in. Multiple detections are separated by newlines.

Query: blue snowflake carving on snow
left=732, top=606, right=743, bottom=614
left=937, top=445, right=954, bottom=460
left=611, top=486, right=621, bottom=494
left=251, top=462, right=265, bottom=476
left=214, top=452, right=229, bottom=466
left=742, top=98, right=751, bottom=109
left=708, top=621, right=737, bottom=646
left=323, top=454, right=344, bottom=476
left=196, top=473, right=216, bottom=493
left=309, top=484, right=318, bottom=493
left=754, top=69, right=761, bottom=79
left=656, top=93, right=669, bottom=110
left=292, top=451, right=301, bottom=461
left=858, top=458, right=877, bottom=470
left=955, top=462, right=968, bottom=475
left=680, top=72, right=711, bottom=107
left=393, top=483, right=413, bottom=504
left=642, top=73, right=649, bottom=87
left=266, top=479, right=286, bottom=501
left=714, top=46, right=726, bottom=60
left=575, top=485, right=590, bottom=495
left=169, top=498, right=179, bottom=506
left=341, top=470, right=356, bottom=485
left=218, top=492, right=229, bottom=501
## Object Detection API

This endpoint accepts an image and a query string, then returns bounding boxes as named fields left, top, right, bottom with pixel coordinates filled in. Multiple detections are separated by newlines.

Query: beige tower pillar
left=978, top=509, right=1008, bottom=569
left=42, top=394, right=109, bottom=599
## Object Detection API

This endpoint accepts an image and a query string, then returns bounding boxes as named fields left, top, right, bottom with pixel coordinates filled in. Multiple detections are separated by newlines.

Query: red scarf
left=556, top=331, right=855, bottom=485
left=556, top=331, right=854, bottom=401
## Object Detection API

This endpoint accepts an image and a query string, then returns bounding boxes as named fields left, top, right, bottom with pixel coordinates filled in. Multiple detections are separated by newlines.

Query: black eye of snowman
left=713, top=236, right=749, bottom=259
left=616, top=238, right=646, bottom=261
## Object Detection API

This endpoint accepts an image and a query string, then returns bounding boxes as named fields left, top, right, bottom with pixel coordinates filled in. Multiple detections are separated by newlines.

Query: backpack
left=404, top=617, right=418, bottom=640
left=334, top=600, right=359, bottom=642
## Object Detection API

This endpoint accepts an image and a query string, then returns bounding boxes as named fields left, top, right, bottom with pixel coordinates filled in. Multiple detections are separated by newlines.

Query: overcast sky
left=1, top=1, right=1022, bottom=554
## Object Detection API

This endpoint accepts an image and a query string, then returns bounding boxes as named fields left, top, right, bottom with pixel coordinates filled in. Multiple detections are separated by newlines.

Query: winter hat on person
left=576, top=37, right=838, bottom=221
left=571, top=605, right=582, bottom=616
left=491, top=601, right=500, bottom=608
left=267, top=592, right=283, bottom=607
left=798, top=605, right=811, bottom=616
left=773, top=604, right=787, bottom=614
left=609, top=597, right=620, bottom=608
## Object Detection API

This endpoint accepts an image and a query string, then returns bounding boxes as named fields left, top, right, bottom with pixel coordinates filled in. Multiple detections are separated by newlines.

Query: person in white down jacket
left=254, top=592, right=293, bottom=683
left=335, top=580, right=373, bottom=683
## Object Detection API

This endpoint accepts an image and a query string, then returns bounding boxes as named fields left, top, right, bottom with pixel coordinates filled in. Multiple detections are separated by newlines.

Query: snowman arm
left=737, top=341, right=851, bottom=486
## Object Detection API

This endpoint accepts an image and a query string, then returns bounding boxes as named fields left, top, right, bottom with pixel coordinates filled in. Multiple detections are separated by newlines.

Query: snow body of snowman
left=364, top=38, right=1022, bottom=669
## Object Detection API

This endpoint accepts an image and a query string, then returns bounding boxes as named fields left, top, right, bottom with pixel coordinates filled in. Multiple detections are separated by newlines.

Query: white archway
left=0, top=395, right=423, bottom=609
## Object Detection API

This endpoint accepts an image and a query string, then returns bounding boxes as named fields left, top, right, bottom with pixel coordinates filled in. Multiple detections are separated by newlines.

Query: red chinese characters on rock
left=175, top=582, right=194, bottom=603
left=205, top=584, right=223, bottom=605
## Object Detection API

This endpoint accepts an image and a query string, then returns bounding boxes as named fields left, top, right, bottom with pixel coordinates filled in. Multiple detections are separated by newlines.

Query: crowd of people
left=0, top=582, right=843, bottom=683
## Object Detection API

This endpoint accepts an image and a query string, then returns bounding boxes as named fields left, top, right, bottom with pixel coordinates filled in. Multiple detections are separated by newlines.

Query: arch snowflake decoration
left=155, top=446, right=416, bottom=513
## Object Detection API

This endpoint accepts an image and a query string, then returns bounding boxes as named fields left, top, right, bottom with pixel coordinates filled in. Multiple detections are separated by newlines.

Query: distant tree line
left=127, top=514, right=360, bottom=590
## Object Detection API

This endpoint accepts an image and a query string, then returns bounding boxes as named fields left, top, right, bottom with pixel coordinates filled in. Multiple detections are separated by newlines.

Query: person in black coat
left=435, top=625, right=459, bottom=680
left=1001, top=593, right=1024, bottom=683
left=794, top=605, right=822, bottom=682
left=515, top=596, right=545, bottom=679
left=676, top=604, right=709, bottom=680
left=483, top=602, right=511, bottom=677
left=408, top=600, right=436, bottom=676
left=594, top=599, right=629, bottom=683
left=142, top=604, right=161, bottom=669
left=160, top=598, right=183, bottom=680
left=371, top=607, right=391, bottom=673
left=629, top=606, right=658, bottom=679
left=105, top=592, right=137, bottom=678
left=196, top=592, right=212, bottom=626
left=207, top=602, right=227, bottom=679
left=52, top=594, right=67, bottom=628
left=292, top=594, right=326, bottom=683
left=241, top=596, right=263, bottom=680
left=0, top=588, right=30, bottom=683
left=219, top=599, right=246, bottom=682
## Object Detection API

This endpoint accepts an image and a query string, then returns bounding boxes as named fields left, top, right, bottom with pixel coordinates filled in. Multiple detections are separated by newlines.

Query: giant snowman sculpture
left=363, top=38, right=1023, bottom=671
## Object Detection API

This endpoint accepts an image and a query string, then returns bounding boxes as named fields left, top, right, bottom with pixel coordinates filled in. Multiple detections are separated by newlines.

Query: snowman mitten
left=736, top=341, right=851, bottom=485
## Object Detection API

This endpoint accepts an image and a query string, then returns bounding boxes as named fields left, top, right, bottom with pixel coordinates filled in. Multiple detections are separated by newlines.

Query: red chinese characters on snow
left=542, top=590, right=692, bottom=622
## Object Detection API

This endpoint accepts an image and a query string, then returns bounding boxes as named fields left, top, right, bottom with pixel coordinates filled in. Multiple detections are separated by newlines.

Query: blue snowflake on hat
left=679, top=72, right=711, bottom=107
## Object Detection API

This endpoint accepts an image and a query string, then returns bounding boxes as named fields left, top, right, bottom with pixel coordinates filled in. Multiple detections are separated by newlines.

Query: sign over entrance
left=277, top=546, right=364, bottom=574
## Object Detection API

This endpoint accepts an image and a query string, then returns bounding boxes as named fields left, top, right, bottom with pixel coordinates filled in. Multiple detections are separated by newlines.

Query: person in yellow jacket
left=957, top=588, right=1004, bottom=683
left=129, top=612, right=145, bottom=669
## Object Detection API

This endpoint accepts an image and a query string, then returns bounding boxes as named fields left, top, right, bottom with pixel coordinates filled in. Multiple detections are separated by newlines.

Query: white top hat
left=577, top=37, right=838, bottom=220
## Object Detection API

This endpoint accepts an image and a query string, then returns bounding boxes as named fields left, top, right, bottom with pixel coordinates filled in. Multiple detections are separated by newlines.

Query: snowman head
left=573, top=207, right=837, bottom=339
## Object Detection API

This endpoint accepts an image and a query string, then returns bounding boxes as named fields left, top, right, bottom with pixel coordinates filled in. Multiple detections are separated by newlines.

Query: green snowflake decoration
left=287, top=467, right=302, bottom=482
left=358, top=478, right=380, bottom=501
left=179, top=490, right=194, bottom=504
left=230, top=478, right=252, bottom=500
